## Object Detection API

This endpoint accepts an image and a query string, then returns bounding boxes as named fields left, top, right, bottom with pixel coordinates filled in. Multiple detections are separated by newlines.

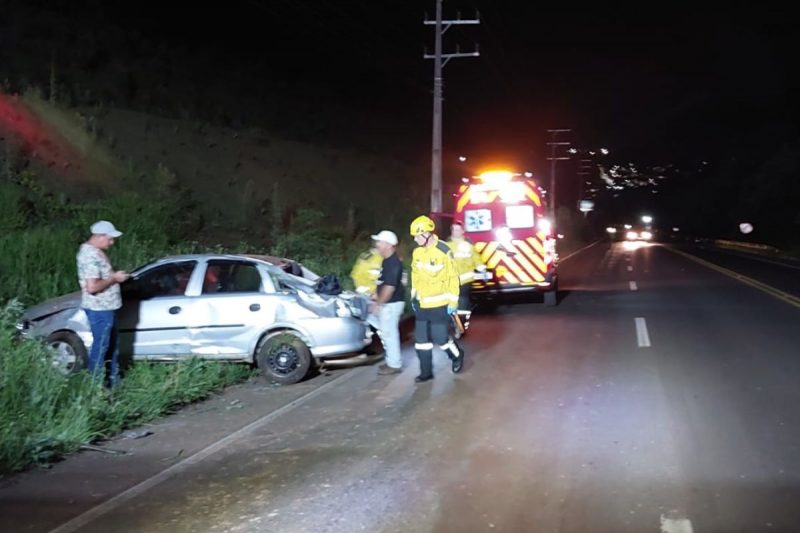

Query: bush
left=0, top=183, right=30, bottom=232
left=272, top=208, right=359, bottom=286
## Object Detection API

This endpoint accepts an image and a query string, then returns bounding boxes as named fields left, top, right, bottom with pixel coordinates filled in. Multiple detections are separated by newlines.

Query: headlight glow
left=537, top=218, right=552, bottom=235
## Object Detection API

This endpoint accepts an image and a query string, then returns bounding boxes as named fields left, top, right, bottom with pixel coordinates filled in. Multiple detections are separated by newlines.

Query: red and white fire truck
left=453, top=170, right=558, bottom=306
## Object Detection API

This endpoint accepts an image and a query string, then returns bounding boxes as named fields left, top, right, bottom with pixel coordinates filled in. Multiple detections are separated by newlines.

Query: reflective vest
left=350, top=250, right=383, bottom=295
left=447, top=236, right=486, bottom=285
left=411, top=236, right=459, bottom=309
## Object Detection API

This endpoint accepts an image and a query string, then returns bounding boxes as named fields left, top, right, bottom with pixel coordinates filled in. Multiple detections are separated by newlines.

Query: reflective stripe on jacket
left=411, top=236, right=459, bottom=309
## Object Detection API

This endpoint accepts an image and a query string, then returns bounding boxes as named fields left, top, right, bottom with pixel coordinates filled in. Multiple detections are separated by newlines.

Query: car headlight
left=626, top=231, right=638, bottom=240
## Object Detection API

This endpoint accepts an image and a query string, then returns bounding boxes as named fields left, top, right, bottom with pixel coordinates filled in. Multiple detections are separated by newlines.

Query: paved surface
left=2, top=240, right=799, bottom=532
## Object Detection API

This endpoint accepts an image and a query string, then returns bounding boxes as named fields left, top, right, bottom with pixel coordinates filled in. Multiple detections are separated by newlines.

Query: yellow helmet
left=410, top=215, right=435, bottom=236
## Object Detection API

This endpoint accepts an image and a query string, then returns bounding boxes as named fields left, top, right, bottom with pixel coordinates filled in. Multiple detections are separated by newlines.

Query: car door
left=117, top=260, right=199, bottom=359
left=191, top=259, right=272, bottom=359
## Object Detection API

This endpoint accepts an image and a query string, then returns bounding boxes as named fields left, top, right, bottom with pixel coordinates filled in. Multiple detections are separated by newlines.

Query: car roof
left=147, top=254, right=287, bottom=265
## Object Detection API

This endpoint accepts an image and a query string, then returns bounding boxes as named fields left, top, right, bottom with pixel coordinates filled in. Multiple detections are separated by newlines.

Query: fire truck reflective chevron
left=454, top=170, right=558, bottom=304
left=474, top=237, right=547, bottom=283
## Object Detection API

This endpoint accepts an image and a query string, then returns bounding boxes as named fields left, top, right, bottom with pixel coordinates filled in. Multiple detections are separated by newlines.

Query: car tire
left=45, top=331, right=89, bottom=375
left=255, top=332, right=312, bottom=385
left=477, top=299, right=498, bottom=314
left=363, top=326, right=384, bottom=356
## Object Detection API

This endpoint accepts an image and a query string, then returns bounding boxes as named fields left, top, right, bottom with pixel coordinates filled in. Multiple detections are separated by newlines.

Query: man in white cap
left=369, top=230, right=406, bottom=375
left=76, top=220, right=129, bottom=386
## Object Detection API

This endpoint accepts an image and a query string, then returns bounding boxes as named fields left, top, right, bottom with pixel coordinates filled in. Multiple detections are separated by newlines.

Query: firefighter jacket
left=350, top=249, right=383, bottom=296
left=447, top=236, right=486, bottom=286
left=411, top=236, right=460, bottom=309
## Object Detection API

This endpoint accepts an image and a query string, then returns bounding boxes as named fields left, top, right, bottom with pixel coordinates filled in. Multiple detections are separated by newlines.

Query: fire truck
left=453, top=170, right=558, bottom=306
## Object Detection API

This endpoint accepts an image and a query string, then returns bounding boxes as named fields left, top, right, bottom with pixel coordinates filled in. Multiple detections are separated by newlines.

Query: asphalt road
left=2, top=240, right=799, bottom=533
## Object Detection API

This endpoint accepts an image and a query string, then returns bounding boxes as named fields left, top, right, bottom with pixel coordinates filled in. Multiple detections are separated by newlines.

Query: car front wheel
left=255, top=332, right=312, bottom=385
left=46, top=331, right=89, bottom=374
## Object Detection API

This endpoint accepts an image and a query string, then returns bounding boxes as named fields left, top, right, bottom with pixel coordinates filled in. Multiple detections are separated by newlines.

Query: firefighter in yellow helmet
left=350, top=238, right=384, bottom=297
left=409, top=215, right=464, bottom=382
left=447, top=219, right=486, bottom=336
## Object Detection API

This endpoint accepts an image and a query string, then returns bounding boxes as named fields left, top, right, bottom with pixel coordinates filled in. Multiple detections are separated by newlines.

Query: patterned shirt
left=76, top=243, right=122, bottom=310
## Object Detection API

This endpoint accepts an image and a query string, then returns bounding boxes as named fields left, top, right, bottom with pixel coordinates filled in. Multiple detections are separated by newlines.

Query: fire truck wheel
left=477, top=299, right=497, bottom=314
left=544, top=289, right=558, bottom=307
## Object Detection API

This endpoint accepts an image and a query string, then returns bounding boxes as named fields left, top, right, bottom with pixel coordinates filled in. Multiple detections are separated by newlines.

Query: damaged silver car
left=16, top=254, right=371, bottom=384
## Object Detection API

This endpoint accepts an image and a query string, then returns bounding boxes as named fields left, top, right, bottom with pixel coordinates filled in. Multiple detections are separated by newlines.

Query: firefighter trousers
left=414, top=305, right=460, bottom=378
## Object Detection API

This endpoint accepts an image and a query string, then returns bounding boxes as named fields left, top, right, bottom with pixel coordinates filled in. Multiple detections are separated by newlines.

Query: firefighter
left=409, top=215, right=465, bottom=382
left=447, top=219, right=486, bottom=336
left=350, top=239, right=384, bottom=297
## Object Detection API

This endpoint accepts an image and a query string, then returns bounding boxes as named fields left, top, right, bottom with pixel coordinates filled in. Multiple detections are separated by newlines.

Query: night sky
left=5, top=1, right=799, bottom=235
left=85, top=2, right=797, bottom=161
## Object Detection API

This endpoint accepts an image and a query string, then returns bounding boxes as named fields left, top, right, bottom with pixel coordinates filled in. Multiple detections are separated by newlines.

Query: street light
left=641, top=215, right=653, bottom=224
left=458, top=155, right=467, bottom=162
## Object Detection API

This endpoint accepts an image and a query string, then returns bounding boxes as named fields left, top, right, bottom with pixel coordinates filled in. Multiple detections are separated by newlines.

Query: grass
left=0, top=300, right=252, bottom=476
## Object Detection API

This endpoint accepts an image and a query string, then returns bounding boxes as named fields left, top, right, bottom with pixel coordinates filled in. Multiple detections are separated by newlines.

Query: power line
left=423, top=0, right=480, bottom=213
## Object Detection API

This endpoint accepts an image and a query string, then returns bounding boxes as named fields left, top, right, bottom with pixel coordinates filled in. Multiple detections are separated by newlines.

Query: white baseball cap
left=371, top=230, right=398, bottom=246
left=90, top=220, right=123, bottom=238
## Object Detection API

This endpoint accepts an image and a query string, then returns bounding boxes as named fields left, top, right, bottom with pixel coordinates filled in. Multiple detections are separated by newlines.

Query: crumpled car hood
left=22, top=291, right=81, bottom=321
left=294, top=290, right=369, bottom=319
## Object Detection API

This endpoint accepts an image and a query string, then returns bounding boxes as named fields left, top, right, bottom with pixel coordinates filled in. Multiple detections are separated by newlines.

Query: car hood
left=22, top=291, right=81, bottom=321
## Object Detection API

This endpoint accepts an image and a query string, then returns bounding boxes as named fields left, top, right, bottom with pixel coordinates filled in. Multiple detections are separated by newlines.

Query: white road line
left=560, top=239, right=602, bottom=262
left=49, top=367, right=366, bottom=533
left=627, top=265, right=633, bottom=271
left=629, top=281, right=638, bottom=291
left=660, top=514, right=694, bottom=533
left=635, top=317, right=651, bottom=347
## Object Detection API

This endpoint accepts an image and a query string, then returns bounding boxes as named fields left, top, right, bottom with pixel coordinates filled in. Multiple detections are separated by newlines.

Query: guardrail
left=714, top=239, right=781, bottom=254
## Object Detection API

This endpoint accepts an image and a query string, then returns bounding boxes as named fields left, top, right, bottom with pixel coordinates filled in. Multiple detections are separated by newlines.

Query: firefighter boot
left=440, top=339, right=465, bottom=374
left=415, top=343, right=434, bottom=382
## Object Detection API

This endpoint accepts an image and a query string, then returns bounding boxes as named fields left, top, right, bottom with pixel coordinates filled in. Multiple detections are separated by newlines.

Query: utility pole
left=546, top=128, right=571, bottom=221
left=424, top=1, right=479, bottom=214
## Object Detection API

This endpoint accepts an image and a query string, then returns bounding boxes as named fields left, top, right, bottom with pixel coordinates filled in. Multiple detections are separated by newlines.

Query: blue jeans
left=84, top=309, right=119, bottom=385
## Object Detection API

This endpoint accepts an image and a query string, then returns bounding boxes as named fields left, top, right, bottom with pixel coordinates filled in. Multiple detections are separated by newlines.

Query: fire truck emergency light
left=477, top=170, right=514, bottom=187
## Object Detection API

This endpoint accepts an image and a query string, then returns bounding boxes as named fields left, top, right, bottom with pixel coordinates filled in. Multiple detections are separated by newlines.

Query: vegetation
left=0, top=160, right=379, bottom=475
left=0, top=299, right=252, bottom=475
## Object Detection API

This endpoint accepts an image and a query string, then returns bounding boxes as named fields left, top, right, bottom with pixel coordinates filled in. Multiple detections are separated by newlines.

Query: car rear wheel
left=363, top=326, right=384, bottom=356
left=255, top=332, right=312, bottom=385
left=46, top=331, right=89, bottom=375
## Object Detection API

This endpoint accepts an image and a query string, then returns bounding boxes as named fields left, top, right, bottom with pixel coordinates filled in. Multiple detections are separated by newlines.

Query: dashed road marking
left=627, top=265, right=633, bottom=272
left=629, top=281, right=638, bottom=291
left=635, top=317, right=651, bottom=347
left=660, top=514, right=694, bottom=533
